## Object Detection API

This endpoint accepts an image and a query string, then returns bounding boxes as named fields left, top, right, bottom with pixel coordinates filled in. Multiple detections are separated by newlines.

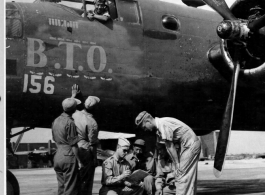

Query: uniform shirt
left=52, top=112, right=79, bottom=155
left=155, top=117, right=198, bottom=148
left=125, top=153, right=140, bottom=171
left=72, top=110, right=98, bottom=149
left=101, top=154, right=131, bottom=186
left=125, top=152, right=156, bottom=175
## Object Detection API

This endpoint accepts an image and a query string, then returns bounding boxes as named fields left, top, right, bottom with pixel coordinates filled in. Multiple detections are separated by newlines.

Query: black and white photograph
left=4, top=0, right=265, bottom=195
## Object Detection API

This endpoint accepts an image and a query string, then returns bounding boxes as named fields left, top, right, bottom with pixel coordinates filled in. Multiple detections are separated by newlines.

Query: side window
left=117, top=0, right=141, bottom=24
left=6, top=3, right=22, bottom=38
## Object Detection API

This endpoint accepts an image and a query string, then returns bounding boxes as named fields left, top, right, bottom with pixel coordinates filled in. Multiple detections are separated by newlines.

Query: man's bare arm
left=93, top=14, right=109, bottom=21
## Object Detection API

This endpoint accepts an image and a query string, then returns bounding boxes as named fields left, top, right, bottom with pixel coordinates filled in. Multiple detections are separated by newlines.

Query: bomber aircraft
left=6, top=0, right=265, bottom=194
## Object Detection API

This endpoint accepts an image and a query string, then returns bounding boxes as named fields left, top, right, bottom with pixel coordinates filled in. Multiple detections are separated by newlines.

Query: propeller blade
left=248, top=14, right=265, bottom=32
left=213, top=49, right=241, bottom=178
left=202, top=0, right=236, bottom=20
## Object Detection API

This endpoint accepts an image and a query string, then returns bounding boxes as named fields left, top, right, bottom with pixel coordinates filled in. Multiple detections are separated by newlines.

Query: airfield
left=10, top=159, right=265, bottom=195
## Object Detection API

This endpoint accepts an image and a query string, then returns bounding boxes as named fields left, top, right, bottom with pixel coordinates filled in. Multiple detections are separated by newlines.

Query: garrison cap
left=135, top=111, right=149, bottom=126
left=134, top=139, right=145, bottom=146
left=85, top=96, right=100, bottom=109
left=118, top=137, right=130, bottom=147
left=62, top=98, right=81, bottom=112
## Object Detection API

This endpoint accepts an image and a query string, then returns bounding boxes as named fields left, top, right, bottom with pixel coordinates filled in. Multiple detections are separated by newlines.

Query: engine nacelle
left=208, top=0, right=265, bottom=90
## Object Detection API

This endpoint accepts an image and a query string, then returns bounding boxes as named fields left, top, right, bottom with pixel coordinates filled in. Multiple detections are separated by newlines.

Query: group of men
left=51, top=83, right=201, bottom=195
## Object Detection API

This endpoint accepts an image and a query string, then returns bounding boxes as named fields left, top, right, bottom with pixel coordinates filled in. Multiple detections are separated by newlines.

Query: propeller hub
left=217, top=20, right=250, bottom=40
left=217, top=21, right=233, bottom=39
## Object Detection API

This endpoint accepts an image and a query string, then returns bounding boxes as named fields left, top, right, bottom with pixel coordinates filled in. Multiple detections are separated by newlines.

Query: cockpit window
left=117, top=0, right=141, bottom=24
left=6, top=3, right=22, bottom=38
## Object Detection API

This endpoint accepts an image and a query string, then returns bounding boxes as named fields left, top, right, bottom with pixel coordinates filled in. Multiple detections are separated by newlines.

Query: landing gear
left=7, top=170, right=20, bottom=195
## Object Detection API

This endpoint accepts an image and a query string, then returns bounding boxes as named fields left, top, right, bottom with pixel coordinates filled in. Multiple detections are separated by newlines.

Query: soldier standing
left=135, top=111, right=201, bottom=195
left=72, top=96, right=100, bottom=195
left=52, top=98, right=83, bottom=195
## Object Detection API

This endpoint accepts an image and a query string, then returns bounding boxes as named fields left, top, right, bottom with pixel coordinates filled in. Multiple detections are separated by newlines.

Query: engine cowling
left=208, top=0, right=265, bottom=90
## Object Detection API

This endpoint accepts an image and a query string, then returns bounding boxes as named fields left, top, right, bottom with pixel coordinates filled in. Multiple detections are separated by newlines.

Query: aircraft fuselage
left=6, top=0, right=264, bottom=133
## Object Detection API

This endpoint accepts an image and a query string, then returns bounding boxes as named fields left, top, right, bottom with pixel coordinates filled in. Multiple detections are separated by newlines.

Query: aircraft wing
left=14, top=151, right=31, bottom=155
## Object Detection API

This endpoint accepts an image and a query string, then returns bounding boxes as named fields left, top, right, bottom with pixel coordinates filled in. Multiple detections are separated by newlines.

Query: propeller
left=202, top=0, right=265, bottom=177
left=202, top=0, right=236, bottom=20
left=213, top=47, right=241, bottom=178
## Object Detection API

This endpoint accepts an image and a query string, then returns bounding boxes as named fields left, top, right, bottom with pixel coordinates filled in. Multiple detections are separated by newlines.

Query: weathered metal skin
left=6, top=0, right=265, bottom=136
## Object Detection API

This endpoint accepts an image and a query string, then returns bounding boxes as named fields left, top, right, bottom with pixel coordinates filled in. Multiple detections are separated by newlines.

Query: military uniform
left=73, top=96, right=100, bottom=195
left=99, top=155, right=144, bottom=195
left=126, top=151, right=155, bottom=173
left=125, top=151, right=155, bottom=195
left=135, top=112, right=201, bottom=195
left=52, top=112, right=80, bottom=195
left=155, top=117, right=201, bottom=195
left=99, top=137, right=144, bottom=195
left=73, top=110, right=98, bottom=195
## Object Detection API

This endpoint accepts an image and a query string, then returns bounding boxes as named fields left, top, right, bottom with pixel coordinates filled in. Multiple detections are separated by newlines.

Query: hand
left=138, top=181, right=144, bottom=188
left=121, top=170, right=131, bottom=179
left=123, top=186, right=132, bottom=192
left=155, top=189, right=163, bottom=195
left=71, top=84, right=80, bottom=98
left=87, top=13, right=94, bottom=20
left=78, top=161, right=84, bottom=170
left=124, top=181, right=132, bottom=187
